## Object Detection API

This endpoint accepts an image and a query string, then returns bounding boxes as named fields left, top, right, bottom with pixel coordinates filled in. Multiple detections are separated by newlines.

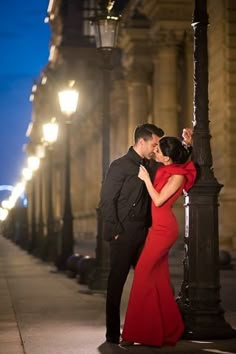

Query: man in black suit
left=100, top=123, right=192, bottom=344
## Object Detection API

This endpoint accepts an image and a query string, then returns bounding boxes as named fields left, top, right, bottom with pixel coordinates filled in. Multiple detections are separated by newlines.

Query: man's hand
left=182, top=128, right=193, bottom=146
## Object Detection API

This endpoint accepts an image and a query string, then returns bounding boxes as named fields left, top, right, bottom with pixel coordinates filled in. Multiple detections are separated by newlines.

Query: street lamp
left=177, top=0, right=235, bottom=339
left=27, top=155, right=40, bottom=253
left=22, top=167, right=33, bottom=249
left=57, top=82, right=79, bottom=269
left=88, top=7, right=120, bottom=290
left=42, top=118, right=59, bottom=261
left=35, top=144, right=46, bottom=257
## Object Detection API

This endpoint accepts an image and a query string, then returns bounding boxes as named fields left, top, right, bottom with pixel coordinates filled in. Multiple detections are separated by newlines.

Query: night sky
left=0, top=0, right=50, bottom=191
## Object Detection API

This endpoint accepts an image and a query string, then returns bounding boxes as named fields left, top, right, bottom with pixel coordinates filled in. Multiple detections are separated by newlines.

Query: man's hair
left=134, top=123, right=164, bottom=143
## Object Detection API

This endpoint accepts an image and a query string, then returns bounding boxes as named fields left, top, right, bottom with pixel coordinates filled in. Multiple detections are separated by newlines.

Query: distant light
left=12, top=182, right=25, bottom=198
left=0, top=208, right=8, bottom=221
left=41, top=76, right=47, bottom=85
left=44, top=16, right=49, bottom=23
left=25, top=122, right=33, bottom=137
left=29, top=94, right=34, bottom=102
left=43, top=118, right=59, bottom=144
left=32, top=84, right=37, bottom=93
left=28, top=156, right=40, bottom=172
left=58, top=82, right=79, bottom=116
left=22, top=168, right=33, bottom=181
left=36, top=144, right=45, bottom=159
left=1, top=199, right=14, bottom=210
left=49, top=45, right=56, bottom=62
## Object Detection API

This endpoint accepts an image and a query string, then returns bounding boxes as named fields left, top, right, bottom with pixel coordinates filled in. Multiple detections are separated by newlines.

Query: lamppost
left=42, top=118, right=59, bottom=261
left=27, top=155, right=40, bottom=253
left=177, top=0, right=235, bottom=339
left=35, top=144, right=46, bottom=257
left=22, top=166, right=33, bottom=248
left=88, top=6, right=120, bottom=290
left=57, top=82, right=79, bottom=269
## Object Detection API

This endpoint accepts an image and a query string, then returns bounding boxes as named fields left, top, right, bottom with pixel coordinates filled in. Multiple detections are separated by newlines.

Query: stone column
left=119, top=23, right=153, bottom=145
left=110, top=78, right=129, bottom=158
left=153, top=30, right=181, bottom=136
left=126, top=66, right=151, bottom=145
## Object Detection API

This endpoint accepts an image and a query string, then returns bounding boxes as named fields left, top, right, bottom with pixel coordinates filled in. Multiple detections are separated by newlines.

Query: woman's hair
left=159, top=136, right=189, bottom=164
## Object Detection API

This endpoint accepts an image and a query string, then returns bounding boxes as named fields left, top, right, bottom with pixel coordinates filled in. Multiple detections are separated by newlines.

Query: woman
left=121, top=136, right=196, bottom=347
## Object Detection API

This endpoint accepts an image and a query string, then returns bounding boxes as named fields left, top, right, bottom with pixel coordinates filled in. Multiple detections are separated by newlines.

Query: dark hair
left=134, top=123, right=164, bottom=143
left=159, top=136, right=189, bottom=164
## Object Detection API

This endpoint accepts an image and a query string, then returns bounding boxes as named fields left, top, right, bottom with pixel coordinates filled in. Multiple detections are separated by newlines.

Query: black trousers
left=106, top=221, right=147, bottom=340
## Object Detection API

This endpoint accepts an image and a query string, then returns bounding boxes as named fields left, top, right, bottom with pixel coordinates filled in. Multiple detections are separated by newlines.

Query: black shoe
left=106, top=336, right=120, bottom=344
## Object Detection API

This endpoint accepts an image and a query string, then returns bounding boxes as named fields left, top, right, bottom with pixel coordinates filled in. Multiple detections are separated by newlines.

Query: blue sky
left=0, top=0, right=50, bottom=188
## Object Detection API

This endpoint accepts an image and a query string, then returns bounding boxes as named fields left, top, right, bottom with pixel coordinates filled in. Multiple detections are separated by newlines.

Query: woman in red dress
left=121, top=136, right=196, bottom=347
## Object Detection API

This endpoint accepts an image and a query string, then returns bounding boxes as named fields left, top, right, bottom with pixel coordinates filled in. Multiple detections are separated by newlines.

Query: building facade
left=27, top=0, right=236, bottom=253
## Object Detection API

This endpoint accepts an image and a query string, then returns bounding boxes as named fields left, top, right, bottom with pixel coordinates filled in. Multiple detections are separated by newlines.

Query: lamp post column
left=56, top=83, right=78, bottom=270
left=29, top=177, right=37, bottom=253
left=89, top=51, right=113, bottom=291
left=46, top=146, right=55, bottom=261
left=42, top=119, right=58, bottom=262
left=38, top=159, right=44, bottom=257
left=60, top=120, right=74, bottom=267
left=177, top=0, right=235, bottom=339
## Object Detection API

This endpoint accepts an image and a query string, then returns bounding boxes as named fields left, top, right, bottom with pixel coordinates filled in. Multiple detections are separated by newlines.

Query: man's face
left=141, top=134, right=161, bottom=159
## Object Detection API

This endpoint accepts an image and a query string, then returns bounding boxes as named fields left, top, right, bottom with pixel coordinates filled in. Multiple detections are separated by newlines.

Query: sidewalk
left=0, top=235, right=236, bottom=354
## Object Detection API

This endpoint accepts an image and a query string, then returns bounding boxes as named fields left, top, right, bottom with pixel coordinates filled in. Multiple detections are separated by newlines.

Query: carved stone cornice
left=140, top=0, right=192, bottom=34
left=119, top=26, right=153, bottom=81
left=153, top=28, right=185, bottom=48
left=119, top=26, right=151, bottom=54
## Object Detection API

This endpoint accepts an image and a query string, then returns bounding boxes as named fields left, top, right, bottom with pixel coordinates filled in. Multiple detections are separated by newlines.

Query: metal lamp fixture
left=58, top=82, right=79, bottom=117
left=91, top=0, right=120, bottom=50
left=42, top=118, right=59, bottom=144
left=93, top=15, right=120, bottom=50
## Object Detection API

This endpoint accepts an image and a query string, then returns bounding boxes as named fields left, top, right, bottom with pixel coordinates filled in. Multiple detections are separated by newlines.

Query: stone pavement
left=0, top=235, right=236, bottom=354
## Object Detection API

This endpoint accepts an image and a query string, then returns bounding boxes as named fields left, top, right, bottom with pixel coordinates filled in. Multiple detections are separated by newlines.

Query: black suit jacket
left=99, top=147, right=161, bottom=241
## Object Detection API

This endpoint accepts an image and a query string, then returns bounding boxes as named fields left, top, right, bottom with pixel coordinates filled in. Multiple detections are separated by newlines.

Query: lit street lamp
left=57, top=82, right=79, bottom=270
left=177, top=0, right=235, bottom=339
left=42, top=118, right=59, bottom=261
left=88, top=7, right=120, bottom=290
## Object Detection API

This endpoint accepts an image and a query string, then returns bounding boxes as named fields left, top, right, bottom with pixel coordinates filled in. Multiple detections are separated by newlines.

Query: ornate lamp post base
left=178, top=182, right=235, bottom=340
left=182, top=312, right=236, bottom=340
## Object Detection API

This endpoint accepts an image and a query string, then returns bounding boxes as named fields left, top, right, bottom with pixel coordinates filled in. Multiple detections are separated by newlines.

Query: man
left=99, top=123, right=192, bottom=344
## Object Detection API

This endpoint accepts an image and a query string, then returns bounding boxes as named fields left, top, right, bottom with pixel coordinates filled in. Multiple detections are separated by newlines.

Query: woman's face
left=153, top=145, right=165, bottom=163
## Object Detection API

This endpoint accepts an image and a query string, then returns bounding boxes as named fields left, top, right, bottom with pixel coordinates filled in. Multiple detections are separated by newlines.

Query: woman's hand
left=138, top=165, right=150, bottom=182
left=182, top=128, right=192, bottom=146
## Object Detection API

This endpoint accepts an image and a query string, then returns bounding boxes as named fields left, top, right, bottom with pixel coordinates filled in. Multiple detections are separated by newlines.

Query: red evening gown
left=122, top=161, right=196, bottom=346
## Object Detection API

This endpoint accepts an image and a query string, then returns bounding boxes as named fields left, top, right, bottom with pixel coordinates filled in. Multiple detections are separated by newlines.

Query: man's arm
left=99, top=160, right=125, bottom=240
